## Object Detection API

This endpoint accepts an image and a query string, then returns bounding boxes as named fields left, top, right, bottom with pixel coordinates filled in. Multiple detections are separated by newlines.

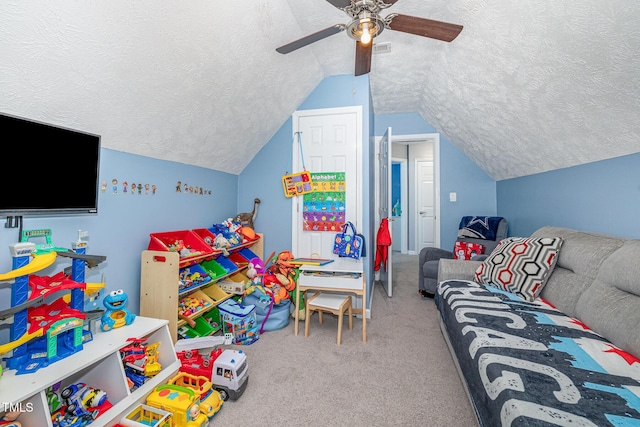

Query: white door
left=417, top=159, right=436, bottom=252
left=378, top=127, right=392, bottom=297
left=291, top=107, right=362, bottom=259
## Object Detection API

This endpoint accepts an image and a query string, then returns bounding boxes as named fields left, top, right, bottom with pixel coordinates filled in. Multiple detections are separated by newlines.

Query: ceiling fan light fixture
left=347, top=14, right=384, bottom=44
left=360, top=22, right=372, bottom=44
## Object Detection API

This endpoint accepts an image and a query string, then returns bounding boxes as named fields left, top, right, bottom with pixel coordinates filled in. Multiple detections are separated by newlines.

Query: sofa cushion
left=475, top=236, right=563, bottom=302
left=531, top=226, right=624, bottom=279
left=532, top=226, right=625, bottom=317
left=574, top=240, right=640, bottom=359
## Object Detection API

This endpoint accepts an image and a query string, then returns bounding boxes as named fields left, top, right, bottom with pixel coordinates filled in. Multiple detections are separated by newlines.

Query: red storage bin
left=192, top=228, right=221, bottom=253
left=148, top=229, right=214, bottom=267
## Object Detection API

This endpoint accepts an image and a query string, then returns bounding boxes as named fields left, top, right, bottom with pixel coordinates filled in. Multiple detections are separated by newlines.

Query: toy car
left=61, top=382, right=107, bottom=417
left=51, top=409, right=95, bottom=427
left=125, top=368, right=148, bottom=390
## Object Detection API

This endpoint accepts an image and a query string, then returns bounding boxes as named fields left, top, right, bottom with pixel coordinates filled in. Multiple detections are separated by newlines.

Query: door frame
left=291, top=106, right=363, bottom=254
left=374, top=132, right=440, bottom=253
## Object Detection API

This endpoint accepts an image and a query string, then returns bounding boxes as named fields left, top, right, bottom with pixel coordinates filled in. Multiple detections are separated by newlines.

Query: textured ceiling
left=1, top=0, right=639, bottom=180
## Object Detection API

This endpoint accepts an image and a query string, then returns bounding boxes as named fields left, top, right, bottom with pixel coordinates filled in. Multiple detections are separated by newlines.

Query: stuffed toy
left=262, top=273, right=290, bottom=304
left=266, top=250, right=304, bottom=318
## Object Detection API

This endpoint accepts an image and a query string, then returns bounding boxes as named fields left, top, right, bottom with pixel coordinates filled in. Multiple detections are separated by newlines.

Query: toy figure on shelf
left=122, top=341, right=162, bottom=378
left=101, top=289, right=136, bottom=331
left=60, top=382, right=108, bottom=417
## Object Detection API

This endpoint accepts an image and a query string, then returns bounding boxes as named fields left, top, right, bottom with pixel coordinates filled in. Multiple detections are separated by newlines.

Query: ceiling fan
left=276, top=0, right=463, bottom=76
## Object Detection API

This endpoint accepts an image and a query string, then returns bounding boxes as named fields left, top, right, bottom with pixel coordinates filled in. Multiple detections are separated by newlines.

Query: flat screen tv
left=0, top=113, right=101, bottom=217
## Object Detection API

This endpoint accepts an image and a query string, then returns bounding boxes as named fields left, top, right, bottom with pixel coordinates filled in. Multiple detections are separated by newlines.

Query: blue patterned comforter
left=436, top=280, right=640, bottom=427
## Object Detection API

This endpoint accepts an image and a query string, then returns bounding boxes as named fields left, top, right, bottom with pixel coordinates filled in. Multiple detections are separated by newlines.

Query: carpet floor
left=210, top=252, right=477, bottom=427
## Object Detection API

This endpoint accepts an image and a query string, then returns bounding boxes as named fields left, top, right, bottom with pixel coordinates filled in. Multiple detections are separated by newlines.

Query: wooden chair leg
left=348, top=300, right=353, bottom=330
left=337, top=307, right=343, bottom=345
left=304, top=300, right=312, bottom=337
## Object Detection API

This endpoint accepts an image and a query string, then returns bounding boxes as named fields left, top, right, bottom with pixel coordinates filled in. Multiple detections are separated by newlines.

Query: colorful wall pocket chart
left=302, top=172, right=346, bottom=232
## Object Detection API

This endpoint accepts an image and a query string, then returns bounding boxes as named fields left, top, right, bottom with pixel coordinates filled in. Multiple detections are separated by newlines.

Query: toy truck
left=145, top=385, right=208, bottom=427
left=174, top=334, right=248, bottom=401
left=167, top=372, right=223, bottom=420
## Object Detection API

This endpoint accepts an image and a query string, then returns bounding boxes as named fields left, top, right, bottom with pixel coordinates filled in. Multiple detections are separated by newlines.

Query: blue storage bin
left=238, top=247, right=260, bottom=263
left=215, top=255, right=239, bottom=275
left=218, top=299, right=259, bottom=345
left=178, top=263, right=212, bottom=294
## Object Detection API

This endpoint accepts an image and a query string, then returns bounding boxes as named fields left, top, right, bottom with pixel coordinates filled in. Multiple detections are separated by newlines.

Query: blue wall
left=374, top=113, right=497, bottom=252
left=498, top=152, right=640, bottom=239
left=0, top=149, right=238, bottom=315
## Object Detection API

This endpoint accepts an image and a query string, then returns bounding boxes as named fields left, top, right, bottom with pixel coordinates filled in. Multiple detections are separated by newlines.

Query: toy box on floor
left=217, top=299, right=258, bottom=345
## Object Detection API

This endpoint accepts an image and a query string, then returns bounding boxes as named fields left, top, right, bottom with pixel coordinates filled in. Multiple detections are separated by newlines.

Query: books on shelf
left=288, top=258, right=334, bottom=266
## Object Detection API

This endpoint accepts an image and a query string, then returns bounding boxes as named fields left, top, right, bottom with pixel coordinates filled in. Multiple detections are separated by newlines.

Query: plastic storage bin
left=199, top=259, right=227, bottom=281
left=215, top=256, right=240, bottom=276
left=192, top=227, right=219, bottom=251
left=178, top=263, right=212, bottom=294
left=238, top=247, right=261, bottom=262
left=218, top=299, right=258, bottom=345
left=178, top=290, right=214, bottom=320
left=217, top=271, right=249, bottom=295
left=202, top=307, right=222, bottom=334
left=201, top=284, right=231, bottom=306
left=148, top=230, right=214, bottom=267
left=177, top=315, right=216, bottom=339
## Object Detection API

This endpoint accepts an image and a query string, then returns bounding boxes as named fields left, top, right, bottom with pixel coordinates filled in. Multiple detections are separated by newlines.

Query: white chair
left=304, top=293, right=353, bottom=345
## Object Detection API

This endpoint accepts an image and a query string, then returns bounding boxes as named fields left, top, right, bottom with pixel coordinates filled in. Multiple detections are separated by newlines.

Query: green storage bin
left=200, top=259, right=227, bottom=280
left=202, top=307, right=222, bottom=334
left=177, top=315, right=215, bottom=339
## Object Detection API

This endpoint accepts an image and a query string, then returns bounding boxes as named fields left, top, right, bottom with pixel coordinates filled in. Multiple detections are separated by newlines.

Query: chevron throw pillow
left=475, top=236, right=563, bottom=301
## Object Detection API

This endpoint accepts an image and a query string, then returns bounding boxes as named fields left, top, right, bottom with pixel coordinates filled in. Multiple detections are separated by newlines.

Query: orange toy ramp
left=0, top=252, right=57, bottom=282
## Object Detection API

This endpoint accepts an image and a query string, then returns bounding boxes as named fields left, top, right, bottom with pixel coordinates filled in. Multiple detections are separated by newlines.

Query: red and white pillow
left=475, top=236, right=563, bottom=301
left=454, top=240, right=485, bottom=260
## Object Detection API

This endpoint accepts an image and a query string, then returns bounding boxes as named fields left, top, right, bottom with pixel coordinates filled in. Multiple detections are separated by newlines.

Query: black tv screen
left=0, top=113, right=101, bottom=217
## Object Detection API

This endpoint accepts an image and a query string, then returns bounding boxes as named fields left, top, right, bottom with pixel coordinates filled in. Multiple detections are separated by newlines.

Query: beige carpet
left=212, top=253, right=477, bottom=427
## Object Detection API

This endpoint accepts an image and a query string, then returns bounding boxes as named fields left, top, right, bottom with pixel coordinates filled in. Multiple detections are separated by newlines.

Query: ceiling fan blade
left=387, top=14, right=463, bottom=42
left=325, top=0, right=353, bottom=9
left=355, top=41, right=373, bottom=76
left=276, top=24, right=346, bottom=54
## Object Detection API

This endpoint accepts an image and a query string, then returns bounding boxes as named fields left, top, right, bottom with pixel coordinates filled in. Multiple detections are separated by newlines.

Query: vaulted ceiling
left=1, top=1, right=639, bottom=180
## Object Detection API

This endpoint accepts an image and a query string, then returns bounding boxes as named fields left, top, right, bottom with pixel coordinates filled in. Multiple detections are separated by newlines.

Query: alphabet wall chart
left=302, top=172, right=346, bottom=232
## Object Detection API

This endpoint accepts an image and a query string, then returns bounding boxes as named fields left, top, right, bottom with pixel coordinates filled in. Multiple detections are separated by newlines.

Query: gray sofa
left=435, top=226, right=640, bottom=426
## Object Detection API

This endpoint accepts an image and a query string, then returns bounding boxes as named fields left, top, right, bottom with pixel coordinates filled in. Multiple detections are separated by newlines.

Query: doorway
left=376, top=133, right=440, bottom=255
left=391, top=159, right=408, bottom=254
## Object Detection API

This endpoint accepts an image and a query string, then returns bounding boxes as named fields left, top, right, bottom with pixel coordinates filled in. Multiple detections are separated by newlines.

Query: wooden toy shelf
left=140, top=234, right=263, bottom=342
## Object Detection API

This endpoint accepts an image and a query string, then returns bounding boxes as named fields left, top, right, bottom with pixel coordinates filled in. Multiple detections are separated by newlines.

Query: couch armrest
left=419, top=247, right=454, bottom=263
left=438, top=259, right=482, bottom=283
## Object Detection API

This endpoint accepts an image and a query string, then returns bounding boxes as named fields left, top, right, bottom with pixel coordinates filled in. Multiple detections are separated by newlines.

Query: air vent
left=373, top=42, right=391, bottom=54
